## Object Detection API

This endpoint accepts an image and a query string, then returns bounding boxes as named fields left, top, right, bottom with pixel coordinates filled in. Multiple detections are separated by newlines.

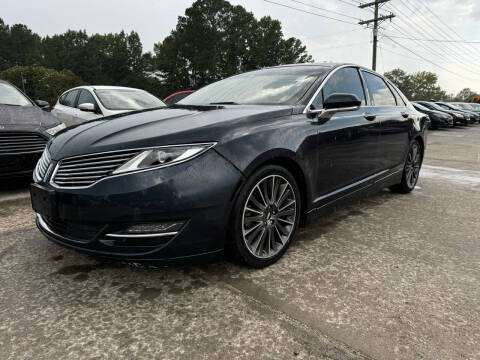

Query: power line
left=383, top=34, right=480, bottom=44
left=287, top=0, right=361, bottom=21
left=263, top=0, right=360, bottom=25
left=383, top=2, right=480, bottom=76
left=357, top=0, right=395, bottom=71
left=399, top=0, right=480, bottom=60
left=334, top=0, right=364, bottom=9
left=382, top=35, right=479, bottom=81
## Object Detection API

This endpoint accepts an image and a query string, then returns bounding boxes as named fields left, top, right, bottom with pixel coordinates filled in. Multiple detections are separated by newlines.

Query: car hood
left=0, top=104, right=59, bottom=129
left=48, top=105, right=293, bottom=160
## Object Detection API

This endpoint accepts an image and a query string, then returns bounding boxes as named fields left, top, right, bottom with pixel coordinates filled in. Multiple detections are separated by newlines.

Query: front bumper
left=0, top=152, right=43, bottom=178
left=431, top=116, right=453, bottom=128
left=33, top=150, right=243, bottom=261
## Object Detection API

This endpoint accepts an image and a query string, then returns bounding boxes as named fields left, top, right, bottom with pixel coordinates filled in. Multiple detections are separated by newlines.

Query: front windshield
left=0, top=82, right=33, bottom=106
left=179, top=66, right=328, bottom=106
left=94, top=89, right=165, bottom=110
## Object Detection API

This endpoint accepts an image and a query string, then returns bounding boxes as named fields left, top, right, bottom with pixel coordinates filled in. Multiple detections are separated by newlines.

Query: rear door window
left=362, top=72, right=397, bottom=106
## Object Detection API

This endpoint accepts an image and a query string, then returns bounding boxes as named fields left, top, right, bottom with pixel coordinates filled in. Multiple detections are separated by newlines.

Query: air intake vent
left=0, top=132, right=48, bottom=154
left=53, top=149, right=141, bottom=188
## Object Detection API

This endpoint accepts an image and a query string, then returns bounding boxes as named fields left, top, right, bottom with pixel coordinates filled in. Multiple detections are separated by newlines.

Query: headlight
left=45, top=123, right=66, bottom=136
left=112, top=143, right=216, bottom=175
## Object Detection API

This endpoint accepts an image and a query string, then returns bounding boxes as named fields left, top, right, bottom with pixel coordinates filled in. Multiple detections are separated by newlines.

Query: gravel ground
left=0, top=125, right=479, bottom=360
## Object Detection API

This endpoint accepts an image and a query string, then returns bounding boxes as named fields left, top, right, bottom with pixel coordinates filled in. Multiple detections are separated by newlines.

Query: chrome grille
left=35, top=149, right=51, bottom=180
left=0, top=132, right=48, bottom=154
left=53, top=149, right=141, bottom=187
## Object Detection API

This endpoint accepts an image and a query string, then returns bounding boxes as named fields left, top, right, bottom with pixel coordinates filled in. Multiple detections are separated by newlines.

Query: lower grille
left=0, top=132, right=48, bottom=154
left=42, top=216, right=105, bottom=242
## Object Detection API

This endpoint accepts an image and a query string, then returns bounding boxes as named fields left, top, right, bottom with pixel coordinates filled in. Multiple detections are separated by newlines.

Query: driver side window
left=312, top=67, right=366, bottom=109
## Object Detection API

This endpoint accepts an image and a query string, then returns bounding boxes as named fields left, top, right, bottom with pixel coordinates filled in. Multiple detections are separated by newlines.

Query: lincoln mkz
left=31, top=64, right=428, bottom=267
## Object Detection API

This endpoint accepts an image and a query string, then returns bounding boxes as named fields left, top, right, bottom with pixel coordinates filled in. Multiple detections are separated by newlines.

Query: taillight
left=50, top=105, right=55, bottom=111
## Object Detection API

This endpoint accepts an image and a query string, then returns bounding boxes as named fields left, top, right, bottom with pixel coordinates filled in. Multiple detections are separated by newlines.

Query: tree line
left=1, top=0, right=476, bottom=105
left=384, top=68, right=478, bottom=102
left=0, top=0, right=311, bottom=104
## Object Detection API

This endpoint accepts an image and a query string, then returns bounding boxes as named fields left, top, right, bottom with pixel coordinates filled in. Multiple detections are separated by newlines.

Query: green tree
left=384, top=68, right=412, bottom=98
left=453, top=88, right=478, bottom=102
left=0, top=18, right=41, bottom=70
left=154, top=0, right=312, bottom=92
left=0, top=66, right=84, bottom=104
left=385, top=68, right=447, bottom=101
left=409, top=71, right=447, bottom=101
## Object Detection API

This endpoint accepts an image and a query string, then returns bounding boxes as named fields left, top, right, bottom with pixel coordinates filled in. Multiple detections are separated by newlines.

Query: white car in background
left=51, top=86, right=165, bottom=127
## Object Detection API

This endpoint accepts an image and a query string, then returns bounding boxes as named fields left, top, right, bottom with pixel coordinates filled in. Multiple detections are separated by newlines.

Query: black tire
left=229, top=165, right=301, bottom=268
left=390, top=140, right=423, bottom=194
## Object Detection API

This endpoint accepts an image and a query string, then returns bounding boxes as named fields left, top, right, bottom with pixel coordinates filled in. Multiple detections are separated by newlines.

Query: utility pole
left=358, top=0, right=395, bottom=71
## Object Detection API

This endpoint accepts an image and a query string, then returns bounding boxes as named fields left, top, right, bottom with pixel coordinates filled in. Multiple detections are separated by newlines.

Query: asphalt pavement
left=1, top=125, right=479, bottom=360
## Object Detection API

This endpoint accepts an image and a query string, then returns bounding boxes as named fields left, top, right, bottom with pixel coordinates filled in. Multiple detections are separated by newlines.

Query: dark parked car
left=0, top=80, right=65, bottom=178
left=31, top=64, right=428, bottom=267
left=416, top=101, right=468, bottom=126
left=435, top=102, right=479, bottom=124
left=412, top=102, right=453, bottom=129
left=163, top=90, right=195, bottom=105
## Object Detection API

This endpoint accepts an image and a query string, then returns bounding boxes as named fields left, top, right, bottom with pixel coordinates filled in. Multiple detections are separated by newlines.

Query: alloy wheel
left=405, top=143, right=422, bottom=188
left=242, top=175, right=297, bottom=259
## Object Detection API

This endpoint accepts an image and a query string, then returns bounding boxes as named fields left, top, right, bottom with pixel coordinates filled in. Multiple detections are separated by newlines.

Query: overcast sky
left=2, top=0, right=480, bottom=94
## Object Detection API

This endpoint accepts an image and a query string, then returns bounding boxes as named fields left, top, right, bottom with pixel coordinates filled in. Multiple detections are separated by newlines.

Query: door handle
left=363, top=113, right=376, bottom=121
left=401, top=112, right=409, bottom=118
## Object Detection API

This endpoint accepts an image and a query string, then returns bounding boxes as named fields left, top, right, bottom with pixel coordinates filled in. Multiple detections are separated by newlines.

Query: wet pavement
left=1, top=125, right=479, bottom=359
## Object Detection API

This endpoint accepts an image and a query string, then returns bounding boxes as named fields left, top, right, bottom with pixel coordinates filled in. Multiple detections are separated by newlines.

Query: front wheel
left=229, top=165, right=301, bottom=268
left=390, top=140, right=423, bottom=194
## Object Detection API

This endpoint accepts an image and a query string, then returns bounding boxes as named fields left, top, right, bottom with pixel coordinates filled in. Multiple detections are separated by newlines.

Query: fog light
left=106, top=221, right=185, bottom=238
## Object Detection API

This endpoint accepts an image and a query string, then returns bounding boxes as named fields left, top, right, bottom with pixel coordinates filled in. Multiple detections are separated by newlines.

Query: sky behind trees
left=2, top=0, right=480, bottom=93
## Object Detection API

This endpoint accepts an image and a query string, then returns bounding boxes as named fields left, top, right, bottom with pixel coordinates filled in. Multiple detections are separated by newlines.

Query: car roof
left=69, top=85, right=144, bottom=91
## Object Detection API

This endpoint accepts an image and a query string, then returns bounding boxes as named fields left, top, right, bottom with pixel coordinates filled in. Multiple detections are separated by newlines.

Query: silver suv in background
left=51, top=86, right=166, bottom=127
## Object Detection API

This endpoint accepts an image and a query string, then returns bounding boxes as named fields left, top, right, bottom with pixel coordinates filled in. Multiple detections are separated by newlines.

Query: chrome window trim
left=49, top=142, right=217, bottom=190
left=359, top=69, right=399, bottom=108
left=303, top=64, right=356, bottom=114
left=303, top=65, right=400, bottom=113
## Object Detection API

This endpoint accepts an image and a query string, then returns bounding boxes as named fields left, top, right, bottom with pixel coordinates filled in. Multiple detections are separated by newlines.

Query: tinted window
left=0, top=82, right=33, bottom=106
left=387, top=81, right=406, bottom=106
left=419, top=102, right=444, bottom=111
left=165, top=92, right=192, bottom=105
left=313, top=67, right=366, bottom=108
left=95, top=89, right=165, bottom=110
left=76, top=90, right=96, bottom=108
left=362, top=72, right=396, bottom=106
left=412, top=103, right=429, bottom=112
left=179, top=66, right=328, bottom=106
left=61, top=90, right=79, bottom=107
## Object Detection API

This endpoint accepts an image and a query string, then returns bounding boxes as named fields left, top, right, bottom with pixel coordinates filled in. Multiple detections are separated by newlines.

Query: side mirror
left=78, top=103, right=96, bottom=112
left=35, top=100, right=50, bottom=110
left=308, top=93, right=361, bottom=122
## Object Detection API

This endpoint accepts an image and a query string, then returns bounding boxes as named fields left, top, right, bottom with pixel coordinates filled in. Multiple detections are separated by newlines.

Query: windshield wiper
left=209, top=101, right=240, bottom=105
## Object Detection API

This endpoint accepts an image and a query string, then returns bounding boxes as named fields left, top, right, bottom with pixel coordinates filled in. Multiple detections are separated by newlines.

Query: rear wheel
left=229, top=165, right=301, bottom=268
left=390, top=140, right=423, bottom=194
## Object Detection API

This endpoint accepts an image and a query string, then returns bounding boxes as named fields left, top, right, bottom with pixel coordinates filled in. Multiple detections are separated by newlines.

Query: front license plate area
left=30, top=183, right=57, bottom=218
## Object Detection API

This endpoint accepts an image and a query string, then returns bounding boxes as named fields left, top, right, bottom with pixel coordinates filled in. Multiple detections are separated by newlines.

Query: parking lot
left=0, top=125, right=479, bottom=360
